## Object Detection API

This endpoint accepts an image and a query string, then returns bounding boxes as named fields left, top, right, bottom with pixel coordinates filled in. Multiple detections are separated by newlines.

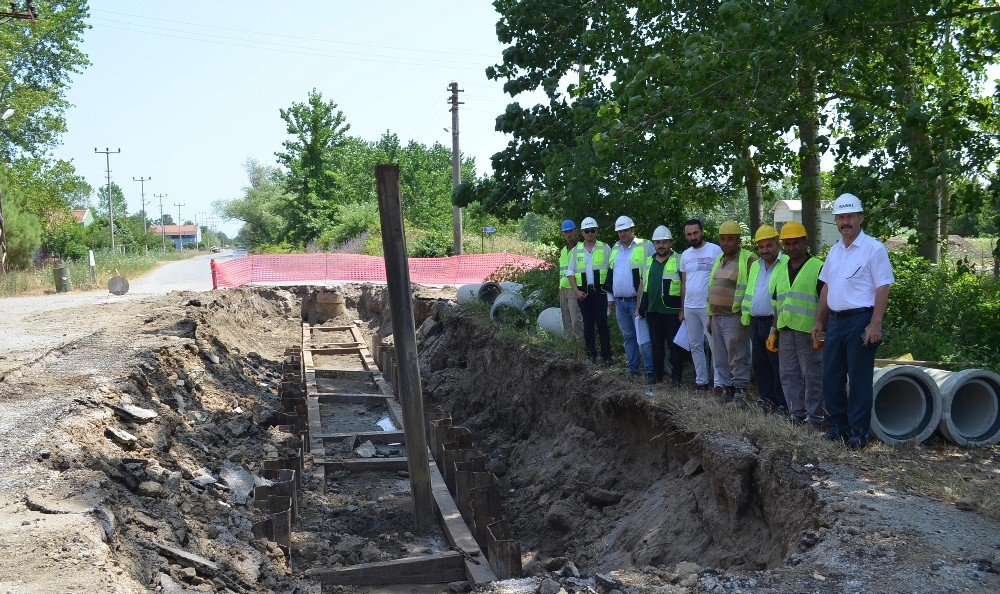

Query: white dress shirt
left=750, top=253, right=783, bottom=316
left=819, top=230, right=894, bottom=311
left=566, top=243, right=596, bottom=286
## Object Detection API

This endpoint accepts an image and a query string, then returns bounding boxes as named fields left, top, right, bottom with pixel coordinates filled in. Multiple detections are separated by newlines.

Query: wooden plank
left=321, top=457, right=409, bottom=472
left=319, top=430, right=405, bottom=443
left=310, top=325, right=354, bottom=332
left=317, top=392, right=392, bottom=405
left=309, top=551, right=465, bottom=586
left=428, top=459, right=484, bottom=558
left=314, top=368, right=375, bottom=380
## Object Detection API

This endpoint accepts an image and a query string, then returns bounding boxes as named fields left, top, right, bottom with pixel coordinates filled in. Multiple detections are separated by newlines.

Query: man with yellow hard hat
left=740, top=224, right=785, bottom=413
left=706, top=220, right=757, bottom=400
left=769, top=221, right=826, bottom=428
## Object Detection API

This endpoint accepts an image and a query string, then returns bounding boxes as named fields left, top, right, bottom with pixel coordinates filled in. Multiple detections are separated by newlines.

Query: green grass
left=0, top=249, right=207, bottom=297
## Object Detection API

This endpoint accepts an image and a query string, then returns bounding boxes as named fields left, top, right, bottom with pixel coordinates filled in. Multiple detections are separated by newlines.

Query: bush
left=3, top=201, right=42, bottom=268
left=409, top=229, right=453, bottom=257
left=318, top=202, right=380, bottom=249
left=883, top=251, right=1000, bottom=368
left=42, top=217, right=88, bottom=261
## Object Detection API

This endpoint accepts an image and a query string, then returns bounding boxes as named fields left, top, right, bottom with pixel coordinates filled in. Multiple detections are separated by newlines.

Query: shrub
left=409, top=229, right=453, bottom=257
left=42, top=216, right=88, bottom=261
left=3, top=201, right=42, bottom=268
left=318, top=202, right=380, bottom=249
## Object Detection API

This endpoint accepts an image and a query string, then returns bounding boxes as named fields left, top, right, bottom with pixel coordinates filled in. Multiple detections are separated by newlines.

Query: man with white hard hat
left=603, top=215, right=655, bottom=381
left=567, top=216, right=613, bottom=363
left=811, top=193, right=894, bottom=450
left=558, top=219, right=584, bottom=341
left=637, top=225, right=687, bottom=386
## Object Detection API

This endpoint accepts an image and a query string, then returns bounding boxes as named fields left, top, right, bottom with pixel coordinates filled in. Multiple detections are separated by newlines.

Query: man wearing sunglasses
left=567, top=217, right=613, bottom=363
left=811, top=194, right=894, bottom=450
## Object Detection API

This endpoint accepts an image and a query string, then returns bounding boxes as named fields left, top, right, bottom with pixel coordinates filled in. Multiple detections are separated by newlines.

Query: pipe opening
left=950, top=379, right=1000, bottom=441
left=874, top=376, right=931, bottom=440
left=477, top=282, right=504, bottom=306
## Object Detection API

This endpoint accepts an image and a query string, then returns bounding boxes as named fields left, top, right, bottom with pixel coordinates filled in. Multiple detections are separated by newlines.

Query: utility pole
left=448, top=81, right=464, bottom=255
left=95, top=148, right=122, bottom=251
left=174, top=202, right=185, bottom=249
left=155, top=193, right=167, bottom=251
left=133, top=176, right=151, bottom=233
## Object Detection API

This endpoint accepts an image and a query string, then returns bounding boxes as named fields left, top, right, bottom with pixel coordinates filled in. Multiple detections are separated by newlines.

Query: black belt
left=751, top=315, right=774, bottom=321
left=615, top=296, right=636, bottom=302
left=831, top=307, right=874, bottom=318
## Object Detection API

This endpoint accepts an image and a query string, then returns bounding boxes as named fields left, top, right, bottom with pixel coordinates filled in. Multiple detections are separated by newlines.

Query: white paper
left=673, top=321, right=691, bottom=351
left=635, top=316, right=650, bottom=345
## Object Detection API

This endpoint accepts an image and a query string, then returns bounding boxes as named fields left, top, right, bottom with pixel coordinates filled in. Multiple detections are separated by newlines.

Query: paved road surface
left=0, top=251, right=231, bottom=376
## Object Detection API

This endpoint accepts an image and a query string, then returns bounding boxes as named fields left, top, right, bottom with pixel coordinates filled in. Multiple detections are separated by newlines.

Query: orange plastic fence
left=211, top=252, right=548, bottom=289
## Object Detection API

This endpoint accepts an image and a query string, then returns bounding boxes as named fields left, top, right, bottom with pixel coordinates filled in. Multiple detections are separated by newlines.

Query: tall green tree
left=275, top=88, right=350, bottom=244
left=216, top=159, right=289, bottom=247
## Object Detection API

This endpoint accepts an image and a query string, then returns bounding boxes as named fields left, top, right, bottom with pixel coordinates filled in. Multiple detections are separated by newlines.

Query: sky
left=53, top=1, right=545, bottom=237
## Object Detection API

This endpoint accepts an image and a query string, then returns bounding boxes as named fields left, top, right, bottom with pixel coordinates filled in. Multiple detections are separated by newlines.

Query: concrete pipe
left=870, top=365, right=942, bottom=445
left=477, top=282, right=504, bottom=306
left=924, top=368, right=1000, bottom=447
left=489, top=291, right=527, bottom=325
left=537, top=307, right=564, bottom=337
left=499, top=281, right=525, bottom=294
left=456, top=283, right=482, bottom=305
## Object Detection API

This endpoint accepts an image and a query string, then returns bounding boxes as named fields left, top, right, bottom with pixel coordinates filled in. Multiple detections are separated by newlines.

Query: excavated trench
left=416, top=305, right=822, bottom=574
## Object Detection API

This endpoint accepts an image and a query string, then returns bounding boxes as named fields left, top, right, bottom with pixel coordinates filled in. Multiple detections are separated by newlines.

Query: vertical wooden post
left=375, top=164, right=434, bottom=530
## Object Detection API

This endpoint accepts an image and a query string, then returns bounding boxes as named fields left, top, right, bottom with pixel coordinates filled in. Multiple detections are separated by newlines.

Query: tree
left=216, top=159, right=289, bottom=247
left=275, top=88, right=350, bottom=244
left=95, top=182, right=127, bottom=222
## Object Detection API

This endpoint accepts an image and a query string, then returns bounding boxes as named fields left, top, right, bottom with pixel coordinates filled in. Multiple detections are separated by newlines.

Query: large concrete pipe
left=537, top=307, right=564, bottom=337
left=924, top=368, right=1000, bottom=446
left=477, top=282, right=504, bottom=306
left=490, top=291, right=527, bottom=325
left=456, top=283, right=482, bottom=305
left=499, top=281, right=525, bottom=294
left=870, top=365, right=942, bottom=444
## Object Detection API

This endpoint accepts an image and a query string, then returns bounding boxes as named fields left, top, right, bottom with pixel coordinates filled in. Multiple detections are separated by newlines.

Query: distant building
left=150, top=224, right=201, bottom=250
left=772, top=200, right=839, bottom=247
left=70, top=208, right=94, bottom=227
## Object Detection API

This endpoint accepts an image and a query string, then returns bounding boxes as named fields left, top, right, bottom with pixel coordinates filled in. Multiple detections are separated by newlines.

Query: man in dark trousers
left=567, top=217, right=613, bottom=363
left=740, top=225, right=785, bottom=412
left=637, top=225, right=687, bottom=386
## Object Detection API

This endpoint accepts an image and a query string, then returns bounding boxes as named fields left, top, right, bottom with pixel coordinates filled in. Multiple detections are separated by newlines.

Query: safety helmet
left=831, top=193, right=863, bottom=215
left=778, top=221, right=808, bottom=240
left=561, top=219, right=576, bottom=232
left=753, top=225, right=778, bottom=242
left=652, top=225, right=673, bottom=241
left=718, top=220, right=742, bottom=235
left=614, top=215, right=635, bottom=231
left=581, top=216, right=598, bottom=230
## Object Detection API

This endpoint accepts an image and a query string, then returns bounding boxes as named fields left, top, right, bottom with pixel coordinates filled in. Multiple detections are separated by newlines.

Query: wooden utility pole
left=155, top=193, right=167, bottom=251
left=375, top=163, right=433, bottom=530
left=448, top=82, right=463, bottom=255
left=133, top=176, right=151, bottom=233
left=95, top=148, right=121, bottom=250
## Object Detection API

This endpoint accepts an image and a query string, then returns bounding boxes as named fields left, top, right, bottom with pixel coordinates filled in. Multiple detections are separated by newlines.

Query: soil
left=0, top=282, right=996, bottom=594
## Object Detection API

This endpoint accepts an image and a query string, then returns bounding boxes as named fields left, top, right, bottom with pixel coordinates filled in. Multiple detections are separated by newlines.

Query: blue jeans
left=615, top=297, right=653, bottom=376
left=823, top=310, right=878, bottom=443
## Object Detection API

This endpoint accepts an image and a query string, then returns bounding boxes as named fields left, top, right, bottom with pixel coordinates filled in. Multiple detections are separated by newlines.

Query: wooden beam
left=309, top=551, right=465, bottom=585
left=317, top=393, right=392, bottom=405
left=319, top=430, right=405, bottom=443
left=314, top=369, right=374, bottom=380
left=321, top=457, right=409, bottom=472
left=305, top=347, right=363, bottom=355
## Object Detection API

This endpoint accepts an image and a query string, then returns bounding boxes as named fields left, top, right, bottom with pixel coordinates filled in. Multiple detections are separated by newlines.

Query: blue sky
left=54, top=1, right=543, bottom=236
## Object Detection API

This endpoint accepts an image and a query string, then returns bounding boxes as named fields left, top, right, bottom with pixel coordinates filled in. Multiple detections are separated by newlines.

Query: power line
left=95, top=148, right=122, bottom=250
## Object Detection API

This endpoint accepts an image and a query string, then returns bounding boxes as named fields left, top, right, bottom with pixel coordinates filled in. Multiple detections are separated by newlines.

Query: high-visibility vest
left=771, top=256, right=824, bottom=333
left=707, top=248, right=754, bottom=315
left=739, top=254, right=784, bottom=325
left=604, top=238, right=648, bottom=294
left=559, top=245, right=573, bottom=289
left=570, top=241, right=611, bottom=290
left=642, top=253, right=682, bottom=308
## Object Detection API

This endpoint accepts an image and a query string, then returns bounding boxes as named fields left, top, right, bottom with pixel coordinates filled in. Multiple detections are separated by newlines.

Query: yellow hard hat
left=754, top=225, right=778, bottom=242
left=779, top=221, right=808, bottom=240
left=719, top=220, right=742, bottom=235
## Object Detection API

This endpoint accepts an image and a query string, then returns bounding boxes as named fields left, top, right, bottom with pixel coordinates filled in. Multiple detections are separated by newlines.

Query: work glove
left=766, top=327, right=779, bottom=352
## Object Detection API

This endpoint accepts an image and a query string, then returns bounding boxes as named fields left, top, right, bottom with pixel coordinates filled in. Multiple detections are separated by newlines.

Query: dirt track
left=0, top=283, right=997, bottom=593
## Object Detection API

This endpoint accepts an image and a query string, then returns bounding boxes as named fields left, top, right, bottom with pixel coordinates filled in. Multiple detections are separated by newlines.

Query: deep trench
left=415, top=305, right=821, bottom=573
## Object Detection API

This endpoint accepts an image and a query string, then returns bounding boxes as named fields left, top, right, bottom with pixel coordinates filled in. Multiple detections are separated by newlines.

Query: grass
left=0, top=249, right=208, bottom=297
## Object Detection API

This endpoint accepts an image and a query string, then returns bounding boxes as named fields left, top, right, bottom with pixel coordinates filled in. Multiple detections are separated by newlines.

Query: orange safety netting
left=211, top=252, right=549, bottom=289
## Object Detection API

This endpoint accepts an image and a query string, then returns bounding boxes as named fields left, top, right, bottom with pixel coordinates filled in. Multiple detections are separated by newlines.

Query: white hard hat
left=581, top=216, right=598, bottom=230
left=614, top=215, right=635, bottom=231
left=832, top=193, right=864, bottom=215
left=651, top=225, right=672, bottom=240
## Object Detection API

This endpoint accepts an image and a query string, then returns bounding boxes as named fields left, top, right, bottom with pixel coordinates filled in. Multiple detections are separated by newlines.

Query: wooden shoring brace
left=487, top=519, right=523, bottom=579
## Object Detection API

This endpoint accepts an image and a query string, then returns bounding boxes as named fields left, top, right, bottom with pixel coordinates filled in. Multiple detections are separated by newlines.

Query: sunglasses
left=583, top=229, right=597, bottom=234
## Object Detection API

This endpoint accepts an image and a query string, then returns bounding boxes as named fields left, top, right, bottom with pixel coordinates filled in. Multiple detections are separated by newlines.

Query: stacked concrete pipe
left=490, top=291, right=527, bottom=325
left=870, top=365, right=942, bottom=444
left=923, top=368, right=1000, bottom=446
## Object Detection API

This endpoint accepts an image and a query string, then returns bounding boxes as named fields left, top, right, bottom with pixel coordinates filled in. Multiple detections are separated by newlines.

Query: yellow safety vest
left=739, top=255, right=783, bottom=325
left=771, top=256, right=824, bottom=333
left=559, top=245, right=573, bottom=289
left=570, top=241, right=611, bottom=290
left=707, top=248, right=754, bottom=315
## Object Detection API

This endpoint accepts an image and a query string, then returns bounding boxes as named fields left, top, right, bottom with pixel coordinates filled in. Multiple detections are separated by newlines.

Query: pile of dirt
left=415, top=304, right=1000, bottom=593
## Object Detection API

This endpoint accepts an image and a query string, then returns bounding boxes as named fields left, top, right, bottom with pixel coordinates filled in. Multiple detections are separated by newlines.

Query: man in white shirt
left=679, top=219, right=722, bottom=389
left=603, top=215, right=655, bottom=382
left=812, top=193, right=894, bottom=450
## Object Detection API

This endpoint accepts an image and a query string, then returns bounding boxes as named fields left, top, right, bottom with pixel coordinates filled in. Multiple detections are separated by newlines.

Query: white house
left=772, top=199, right=840, bottom=247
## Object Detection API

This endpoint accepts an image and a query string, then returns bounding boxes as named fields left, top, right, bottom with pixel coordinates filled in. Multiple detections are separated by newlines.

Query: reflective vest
left=604, top=238, right=648, bottom=294
left=739, top=254, right=784, bottom=325
left=771, top=256, right=824, bottom=333
left=707, top=248, right=754, bottom=315
left=642, top=252, right=682, bottom=310
left=570, top=241, right=611, bottom=290
left=558, top=245, right=574, bottom=289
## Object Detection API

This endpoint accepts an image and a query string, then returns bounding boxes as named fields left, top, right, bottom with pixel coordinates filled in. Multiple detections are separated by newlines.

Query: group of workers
left=557, top=193, right=894, bottom=450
